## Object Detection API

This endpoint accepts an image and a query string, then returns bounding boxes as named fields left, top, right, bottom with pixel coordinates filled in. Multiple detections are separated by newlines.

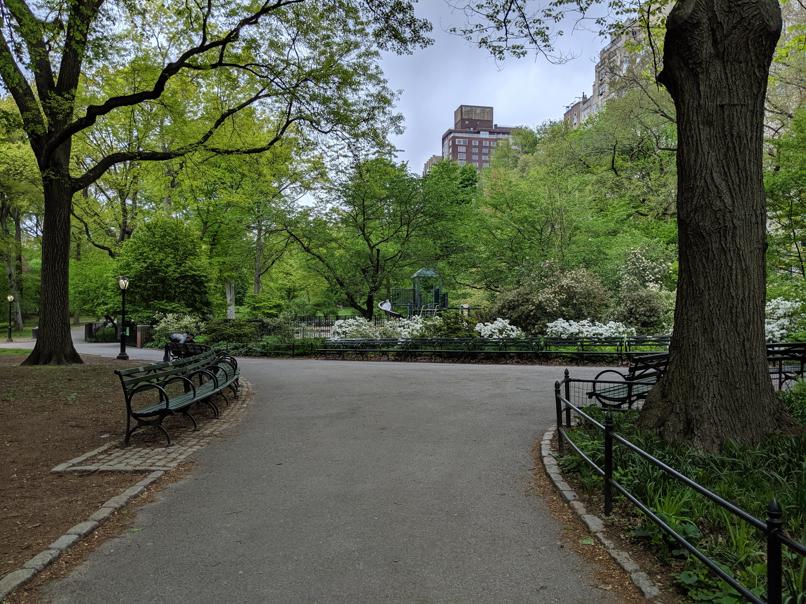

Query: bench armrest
left=128, top=383, right=169, bottom=411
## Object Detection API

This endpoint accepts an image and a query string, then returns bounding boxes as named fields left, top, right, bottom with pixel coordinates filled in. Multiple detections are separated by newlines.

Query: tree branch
left=71, top=209, right=118, bottom=258
left=3, top=0, right=55, bottom=101
left=47, top=0, right=304, bottom=154
left=55, top=0, right=103, bottom=103
left=0, top=19, right=45, bottom=150
left=71, top=88, right=300, bottom=190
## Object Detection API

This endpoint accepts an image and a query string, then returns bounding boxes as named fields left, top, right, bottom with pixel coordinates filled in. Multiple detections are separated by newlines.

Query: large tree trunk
left=363, top=293, right=375, bottom=320
left=640, top=0, right=790, bottom=449
left=254, top=222, right=264, bottom=295
left=225, top=281, right=236, bottom=320
left=23, top=157, right=82, bottom=365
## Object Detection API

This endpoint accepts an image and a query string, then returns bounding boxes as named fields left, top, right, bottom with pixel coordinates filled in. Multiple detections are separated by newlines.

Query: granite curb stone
left=0, top=470, right=166, bottom=601
left=66, top=521, right=100, bottom=538
left=22, top=550, right=60, bottom=572
left=540, top=427, right=662, bottom=600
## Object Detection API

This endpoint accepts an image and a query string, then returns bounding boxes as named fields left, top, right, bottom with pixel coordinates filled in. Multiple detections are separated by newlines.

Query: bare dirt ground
left=0, top=354, right=160, bottom=578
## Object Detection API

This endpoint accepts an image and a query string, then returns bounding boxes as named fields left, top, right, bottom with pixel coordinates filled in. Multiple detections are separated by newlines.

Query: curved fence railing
left=553, top=377, right=805, bottom=603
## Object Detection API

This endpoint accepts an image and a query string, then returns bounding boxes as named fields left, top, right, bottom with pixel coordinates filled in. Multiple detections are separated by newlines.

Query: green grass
left=0, top=348, right=30, bottom=356
left=559, top=387, right=806, bottom=602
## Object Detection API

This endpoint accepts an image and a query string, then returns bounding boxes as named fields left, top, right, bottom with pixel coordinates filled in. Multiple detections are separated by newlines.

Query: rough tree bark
left=639, top=0, right=792, bottom=449
left=23, top=147, right=82, bottom=364
left=225, top=281, right=236, bottom=319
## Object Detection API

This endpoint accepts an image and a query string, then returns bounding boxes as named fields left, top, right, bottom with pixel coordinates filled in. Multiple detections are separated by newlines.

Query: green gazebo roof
left=412, top=267, right=439, bottom=279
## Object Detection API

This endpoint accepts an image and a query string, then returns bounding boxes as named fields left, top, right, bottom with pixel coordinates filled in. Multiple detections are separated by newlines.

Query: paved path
left=6, top=334, right=617, bottom=602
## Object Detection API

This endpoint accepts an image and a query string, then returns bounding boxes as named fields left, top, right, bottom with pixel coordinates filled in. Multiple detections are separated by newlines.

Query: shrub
left=421, top=311, right=476, bottom=338
left=545, top=319, right=636, bottom=339
left=92, top=325, right=118, bottom=343
left=765, top=297, right=804, bottom=341
left=492, top=268, right=609, bottom=333
left=203, top=319, right=260, bottom=343
left=474, top=318, right=523, bottom=339
left=619, top=245, right=673, bottom=291
left=779, top=380, right=806, bottom=425
left=614, top=288, right=670, bottom=333
left=151, top=313, right=205, bottom=346
left=330, top=316, right=441, bottom=340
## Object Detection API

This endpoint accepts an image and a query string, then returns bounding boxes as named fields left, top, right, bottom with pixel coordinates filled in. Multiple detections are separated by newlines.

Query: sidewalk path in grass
left=11, top=332, right=619, bottom=602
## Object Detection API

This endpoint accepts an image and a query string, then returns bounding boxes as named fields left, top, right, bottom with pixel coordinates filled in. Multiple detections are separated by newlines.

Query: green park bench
left=116, top=349, right=240, bottom=447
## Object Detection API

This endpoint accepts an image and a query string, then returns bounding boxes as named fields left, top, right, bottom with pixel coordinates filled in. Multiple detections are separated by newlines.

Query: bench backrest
left=115, top=350, right=221, bottom=392
left=629, top=352, right=669, bottom=380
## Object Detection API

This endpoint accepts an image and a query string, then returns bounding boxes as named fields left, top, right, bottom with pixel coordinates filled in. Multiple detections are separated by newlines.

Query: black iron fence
left=553, top=376, right=805, bottom=603
left=318, top=335, right=670, bottom=361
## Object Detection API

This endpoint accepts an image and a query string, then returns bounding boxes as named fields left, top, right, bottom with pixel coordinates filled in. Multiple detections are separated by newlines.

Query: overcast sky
left=380, top=2, right=609, bottom=173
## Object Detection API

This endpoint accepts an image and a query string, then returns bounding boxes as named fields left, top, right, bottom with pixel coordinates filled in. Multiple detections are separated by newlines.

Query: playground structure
left=383, top=268, right=449, bottom=318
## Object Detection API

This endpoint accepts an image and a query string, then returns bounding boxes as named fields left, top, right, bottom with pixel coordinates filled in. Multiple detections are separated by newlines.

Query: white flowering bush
left=545, top=319, right=636, bottom=339
left=152, top=312, right=205, bottom=345
left=765, top=298, right=802, bottom=341
left=620, top=246, right=672, bottom=291
left=474, top=318, right=524, bottom=339
left=330, top=316, right=438, bottom=340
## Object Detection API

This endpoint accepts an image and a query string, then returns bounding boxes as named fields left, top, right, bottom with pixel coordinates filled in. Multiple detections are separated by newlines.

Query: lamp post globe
left=116, top=276, right=129, bottom=360
left=5, top=294, right=13, bottom=343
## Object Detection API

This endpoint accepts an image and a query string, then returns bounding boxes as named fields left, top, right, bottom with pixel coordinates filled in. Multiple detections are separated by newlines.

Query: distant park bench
left=116, top=349, right=240, bottom=447
left=584, top=343, right=805, bottom=409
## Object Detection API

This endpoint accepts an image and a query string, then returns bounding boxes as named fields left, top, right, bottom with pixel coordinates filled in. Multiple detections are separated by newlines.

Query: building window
left=457, top=152, right=466, bottom=159
left=472, top=140, right=479, bottom=146
left=482, top=141, right=489, bottom=147
left=454, top=138, right=466, bottom=145
left=480, top=131, right=489, bottom=137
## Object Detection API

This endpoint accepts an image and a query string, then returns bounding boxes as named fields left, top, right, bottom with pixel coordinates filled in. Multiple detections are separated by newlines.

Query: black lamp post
left=117, top=276, right=129, bottom=360
left=5, top=294, right=13, bottom=343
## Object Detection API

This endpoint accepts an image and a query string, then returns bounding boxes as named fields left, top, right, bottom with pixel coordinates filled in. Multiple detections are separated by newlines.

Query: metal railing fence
left=553, top=377, right=805, bottom=603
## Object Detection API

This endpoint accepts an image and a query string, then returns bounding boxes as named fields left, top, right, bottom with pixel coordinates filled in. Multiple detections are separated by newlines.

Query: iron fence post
left=563, top=369, right=571, bottom=427
left=766, top=499, right=783, bottom=604
left=604, top=413, right=614, bottom=516
left=554, top=381, right=563, bottom=455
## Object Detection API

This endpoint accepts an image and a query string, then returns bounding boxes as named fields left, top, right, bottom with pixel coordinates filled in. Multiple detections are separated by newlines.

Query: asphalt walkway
left=5, top=333, right=616, bottom=602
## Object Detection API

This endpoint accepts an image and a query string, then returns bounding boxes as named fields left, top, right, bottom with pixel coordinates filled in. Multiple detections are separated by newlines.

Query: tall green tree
left=287, top=158, right=465, bottom=319
left=0, top=0, right=431, bottom=364
left=115, top=217, right=211, bottom=320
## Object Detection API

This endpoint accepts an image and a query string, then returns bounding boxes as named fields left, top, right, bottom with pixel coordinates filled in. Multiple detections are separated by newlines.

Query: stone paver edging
left=540, top=427, right=662, bottom=600
left=52, top=381, right=252, bottom=473
left=0, top=470, right=164, bottom=600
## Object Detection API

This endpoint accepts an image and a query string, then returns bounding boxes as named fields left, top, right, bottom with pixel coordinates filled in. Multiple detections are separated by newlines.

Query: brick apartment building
left=424, top=105, right=513, bottom=174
